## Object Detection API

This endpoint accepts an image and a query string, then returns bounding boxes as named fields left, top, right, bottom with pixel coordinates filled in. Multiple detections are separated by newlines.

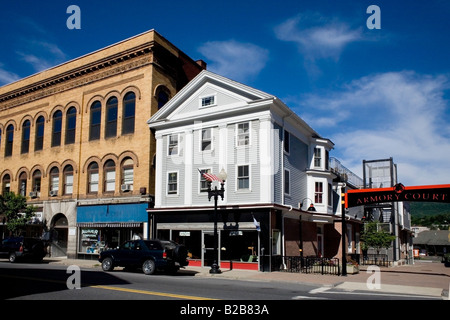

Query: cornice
left=0, top=42, right=155, bottom=111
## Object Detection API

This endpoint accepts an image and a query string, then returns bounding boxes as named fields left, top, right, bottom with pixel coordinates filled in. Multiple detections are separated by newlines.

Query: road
left=0, top=260, right=442, bottom=310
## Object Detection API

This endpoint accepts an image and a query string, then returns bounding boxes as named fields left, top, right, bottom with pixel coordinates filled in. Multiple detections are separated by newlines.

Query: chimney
left=196, top=59, right=207, bottom=70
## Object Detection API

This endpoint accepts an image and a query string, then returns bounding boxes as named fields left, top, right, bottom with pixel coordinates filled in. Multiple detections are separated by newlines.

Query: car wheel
left=101, top=257, right=114, bottom=271
left=142, top=259, right=156, bottom=275
left=9, top=252, right=17, bottom=263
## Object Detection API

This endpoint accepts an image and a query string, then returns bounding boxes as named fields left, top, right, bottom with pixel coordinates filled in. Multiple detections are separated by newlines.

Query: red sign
left=345, top=184, right=450, bottom=208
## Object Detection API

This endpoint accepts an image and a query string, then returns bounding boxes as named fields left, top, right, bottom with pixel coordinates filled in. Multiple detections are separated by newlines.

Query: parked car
left=0, top=237, right=47, bottom=263
left=98, top=239, right=188, bottom=275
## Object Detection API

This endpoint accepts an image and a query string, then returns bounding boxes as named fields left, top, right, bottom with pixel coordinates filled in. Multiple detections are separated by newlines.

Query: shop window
left=237, top=122, right=249, bottom=146
left=89, top=101, right=101, bottom=141
left=220, top=230, right=259, bottom=263
left=88, top=162, right=99, bottom=193
left=104, top=160, right=116, bottom=192
left=64, top=165, right=74, bottom=195
left=122, top=92, right=135, bottom=135
left=18, top=172, right=27, bottom=197
left=105, top=97, right=118, bottom=139
left=2, top=174, right=11, bottom=195
left=49, top=167, right=59, bottom=195
left=5, top=124, right=14, bottom=157
left=21, top=120, right=30, bottom=154
left=167, top=172, right=178, bottom=195
left=35, top=116, right=45, bottom=151
left=65, top=107, right=76, bottom=145
left=52, top=110, right=62, bottom=147
left=237, top=165, right=250, bottom=190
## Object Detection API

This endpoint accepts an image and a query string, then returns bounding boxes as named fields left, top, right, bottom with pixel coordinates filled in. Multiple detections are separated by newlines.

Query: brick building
left=0, top=30, right=205, bottom=258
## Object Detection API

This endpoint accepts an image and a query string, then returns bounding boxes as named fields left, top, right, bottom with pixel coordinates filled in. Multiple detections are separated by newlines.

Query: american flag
left=198, top=169, right=222, bottom=182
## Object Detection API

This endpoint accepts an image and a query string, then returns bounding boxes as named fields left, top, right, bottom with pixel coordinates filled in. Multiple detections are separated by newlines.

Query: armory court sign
left=345, top=183, right=450, bottom=208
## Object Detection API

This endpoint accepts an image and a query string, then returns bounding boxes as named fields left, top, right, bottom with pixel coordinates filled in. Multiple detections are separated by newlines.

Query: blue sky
left=1, top=0, right=449, bottom=186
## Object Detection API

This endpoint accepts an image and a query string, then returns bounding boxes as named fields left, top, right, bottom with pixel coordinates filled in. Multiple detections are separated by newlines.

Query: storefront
left=76, top=202, right=148, bottom=259
left=150, top=207, right=279, bottom=271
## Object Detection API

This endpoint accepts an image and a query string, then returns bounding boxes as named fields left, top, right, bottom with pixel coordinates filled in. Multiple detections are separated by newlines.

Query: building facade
left=147, top=71, right=360, bottom=271
left=0, top=30, right=205, bottom=258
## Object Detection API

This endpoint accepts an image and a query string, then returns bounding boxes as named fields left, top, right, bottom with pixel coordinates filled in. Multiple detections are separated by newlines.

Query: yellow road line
left=91, top=285, right=219, bottom=300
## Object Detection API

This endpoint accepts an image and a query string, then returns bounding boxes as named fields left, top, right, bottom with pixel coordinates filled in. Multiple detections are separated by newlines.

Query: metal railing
left=271, top=256, right=341, bottom=275
left=351, top=253, right=391, bottom=267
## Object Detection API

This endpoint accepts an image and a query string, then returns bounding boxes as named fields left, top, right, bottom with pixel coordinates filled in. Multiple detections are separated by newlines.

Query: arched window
left=63, top=165, right=74, bottom=195
left=2, top=174, right=11, bottom=195
left=89, top=101, right=101, bottom=141
left=32, top=170, right=41, bottom=196
left=52, top=110, right=62, bottom=147
left=105, top=97, right=118, bottom=138
left=65, top=107, right=77, bottom=145
left=35, top=116, right=45, bottom=151
left=157, top=87, right=170, bottom=109
left=49, top=167, right=59, bottom=195
left=21, top=120, right=31, bottom=154
left=87, top=162, right=99, bottom=193
left=104, top=160, right=116, bottom=192
left=19, top=172, right=27, bottom=197
left=121, top=158, right=134, bottom=191
left=5, top=124, right=14, bottom=157
left=122, top=92, right=135, bottom=135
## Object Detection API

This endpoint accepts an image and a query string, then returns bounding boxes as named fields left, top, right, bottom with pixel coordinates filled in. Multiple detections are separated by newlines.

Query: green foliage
left=360, top=221, right=396, bottom=253
left=0, top=192, right=36, bottom=236
left=409, top=203, right=450, bottom=229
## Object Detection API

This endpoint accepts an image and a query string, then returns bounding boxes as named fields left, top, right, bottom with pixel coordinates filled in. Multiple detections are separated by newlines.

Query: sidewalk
left=46, top=257, right=450, bottom=299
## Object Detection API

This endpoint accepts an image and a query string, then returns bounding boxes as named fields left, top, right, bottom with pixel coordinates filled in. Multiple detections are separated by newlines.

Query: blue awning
left=77, top=203, right=148, bottom=224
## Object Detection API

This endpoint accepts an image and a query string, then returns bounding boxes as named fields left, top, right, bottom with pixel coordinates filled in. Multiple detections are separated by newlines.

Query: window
left=168, top=134, right=179, bottom=156
left=105, top=97, right=118, bottom=138
left=50, top=167, right=59, bottom=193
left=63, top=165, right=74, bottom=195
left=122, top=92, right=136, bottom=135
left=237, top=122, right=250, bottom=146
left=65, top=107, right=76, bottom=145
left=32, top=170, right=41, bottom=195
left=167, top=172, right=178, bottom=195
left=201, top=95, right=215, bottom=107
left=35, top=116, right=45, bottom=151
left=284, top=130, right=290, bottom=154
left=284, top=169, right=290, bottom=195
left=5, top=124, right=14, bottom=157
left=18, top=172, right=27, bottom=197
left=157, top=88, right=170, bottom=109
left=2, top=174, right=11, bottom=195
left=237, top=165, right=250, bottom=190
left=328, top=183, right=332, bottom=206
left=199, top=168, right=211, bottom=192
left=314, top=147, right=322, bottom=167
left=89, top=101, right=101, bottom=141
left=121, top=158, right=134, bottom=190
left=21, top=120, right=30, bottom=154
left=52, top=110, right=62, bottom=147
left=104, top=160, right=116, bottom=192
left=315, top=181, right=323, bottom=204
left=201, top=128, right=212, bottom=151
left=88, top=162, right=99, bottom=193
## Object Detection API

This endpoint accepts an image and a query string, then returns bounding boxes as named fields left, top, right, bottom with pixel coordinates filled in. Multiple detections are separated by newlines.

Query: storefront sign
left=345, top=184, right=450, bottom=208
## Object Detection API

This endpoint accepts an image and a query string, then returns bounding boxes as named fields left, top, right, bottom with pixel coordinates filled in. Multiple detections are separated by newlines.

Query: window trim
left=34, top=116, right=45, bottom=152
left=198, top=168, right=212, bottom=194
left=236, top=164, right=251, bottom=191
left=284, top=168, right=290, bottom=196
left=103, top=160, right=116, bottom=193
left=63, top=165, right=74, bottom=195
left=122, top=92, right=136, bottom=135
left=65, top=107, right=77, bottom=145
left=200, top=128, right=213, bottom=152
left=168, top=134, right=180, bottom=156
left=87, top=162, right=99, bottom=194
left=5, top=124, right=14, bottom=157
left=21, top=120, right=31, bottom=154
left=51, top=110, right=62, bottom=147
left=105, top=97, right=118, bottom=139
left=314, top=147, right=322, bottom=168
left=89, top=101, right=102, bottom=141
left=199, top=94, right=217, bottom=108
left=315, top=181, right=324, bottom=204
left=236, top=122, right=250, bottom=147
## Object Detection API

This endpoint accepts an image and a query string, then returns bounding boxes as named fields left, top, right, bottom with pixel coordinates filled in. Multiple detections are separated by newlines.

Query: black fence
left=350, top=253, right=391, bottom=267
left=271, top=256, right=341, bottom=275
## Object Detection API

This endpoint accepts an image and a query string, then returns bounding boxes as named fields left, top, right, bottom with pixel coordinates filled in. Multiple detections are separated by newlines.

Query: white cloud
left=275, top=14, right=363, bottom=61
left=0, top=66, right=20, bottom=86
left=198, top=40, right=269, bottom=83
left=17, top=40, right=67, bottom=73
left=297, top=71, right=450, bottom=186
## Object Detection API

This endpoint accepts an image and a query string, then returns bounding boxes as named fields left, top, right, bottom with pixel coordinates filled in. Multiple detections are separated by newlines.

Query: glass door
left=202, top=230, right=220, bottom=267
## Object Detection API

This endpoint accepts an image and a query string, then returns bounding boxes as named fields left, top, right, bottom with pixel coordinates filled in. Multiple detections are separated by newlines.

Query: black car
left=98, top=239, right=188, bottom=275
left=0, top=237, right=47, bottom=263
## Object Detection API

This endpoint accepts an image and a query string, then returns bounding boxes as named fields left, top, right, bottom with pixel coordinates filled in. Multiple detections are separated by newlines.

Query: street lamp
left=207, top=169, right=227, bottom=274
left=300, top=198, right=316, bottom=212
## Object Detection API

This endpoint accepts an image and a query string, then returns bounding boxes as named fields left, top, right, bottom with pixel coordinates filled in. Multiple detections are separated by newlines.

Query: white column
left=259, top=116, right=274, bottom=203
left=155, top=135, right=164, bottom=207
left=184, top=129, right=194, bottom=206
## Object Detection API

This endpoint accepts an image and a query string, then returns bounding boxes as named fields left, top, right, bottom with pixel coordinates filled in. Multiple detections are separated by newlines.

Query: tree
left=360, top=221, right=396, bottom=254
left=0, top=192, right=36, bottom=236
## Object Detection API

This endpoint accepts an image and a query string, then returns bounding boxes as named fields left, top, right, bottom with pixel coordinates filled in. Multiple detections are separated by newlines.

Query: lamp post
left=207, top=169, right=227, bottom=274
